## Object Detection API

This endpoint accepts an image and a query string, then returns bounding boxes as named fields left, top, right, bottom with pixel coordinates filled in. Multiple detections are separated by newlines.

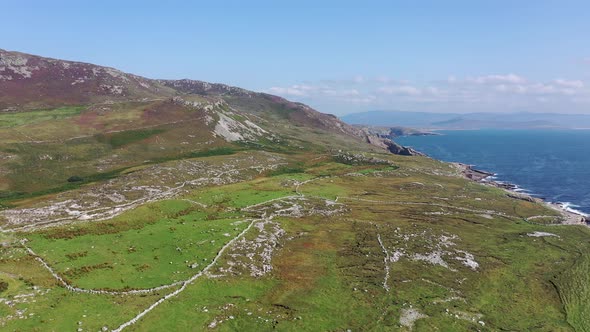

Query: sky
left=2, top=0, right=590, bottom=115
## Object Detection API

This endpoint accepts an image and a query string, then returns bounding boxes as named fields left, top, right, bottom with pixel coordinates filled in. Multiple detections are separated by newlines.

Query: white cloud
left=554, top=79, right=584, bottom=89
left=345, top=95, right=377, bottom=104
left=267, top=84, right=317, bottom=97
left=377, top=85, right=422, bottom=96
left=495, top=83, right=547, bottom=94
left=493, top=81, right=584, bottom=96
left=425, top=86, right=442, bottom=95
left=267, top=87, right=305, bottom=96
left=324, top=89, right=360, bottom=97
left=469, top=73, right=526, bottom=84
left=265, top=74, right=590, bottom=115
left=375, top=75, right=392, bottom=83
left=353, top=75, right=365, bottom=83
left=267, top=84, right=361, bottom=99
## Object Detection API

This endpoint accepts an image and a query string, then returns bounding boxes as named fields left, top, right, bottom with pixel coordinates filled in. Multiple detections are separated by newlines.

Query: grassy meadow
left=0, top=101, right=588, bottom=331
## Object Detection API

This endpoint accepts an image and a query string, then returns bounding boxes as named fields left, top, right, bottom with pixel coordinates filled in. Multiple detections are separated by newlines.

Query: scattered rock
left=527, top=231, right=559, bottom=238
left=399, top=308, right=427, bottom=329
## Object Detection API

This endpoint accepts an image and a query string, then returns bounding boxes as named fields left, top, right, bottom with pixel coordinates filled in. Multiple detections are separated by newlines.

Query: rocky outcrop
left=507, top=192, right=537, bottom=203
left=353, top=126, right=426, bottom=156
left=360, top=130, right=424, bottom=156
left=354, top=124, right=438, bottom=138
left=458, top=164, right=495, bottom=182
left=383, top=139, right=425, bottom=156
left=158, top=79, right=253, bottom=97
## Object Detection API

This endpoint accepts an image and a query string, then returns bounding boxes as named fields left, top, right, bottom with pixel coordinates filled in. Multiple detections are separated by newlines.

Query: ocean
left=395, top=129, right=590, bottom=216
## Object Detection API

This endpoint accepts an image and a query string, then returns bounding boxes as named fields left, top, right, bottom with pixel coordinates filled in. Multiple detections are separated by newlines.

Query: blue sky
left=2, top=0, right=590, bottom=115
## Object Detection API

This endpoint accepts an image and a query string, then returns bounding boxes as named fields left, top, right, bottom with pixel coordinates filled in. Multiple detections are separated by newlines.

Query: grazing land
left=0, top=49, right=588, bottom=331
left=1, top=151, right=588, bottom=331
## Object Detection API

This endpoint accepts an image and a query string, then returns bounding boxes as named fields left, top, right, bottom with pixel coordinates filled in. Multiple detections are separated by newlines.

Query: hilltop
left=0, top=50, right=589, bottom=332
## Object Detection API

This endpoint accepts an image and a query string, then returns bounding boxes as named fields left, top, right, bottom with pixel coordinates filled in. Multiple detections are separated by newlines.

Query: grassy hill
left=0, top=50, right=588, bottom=331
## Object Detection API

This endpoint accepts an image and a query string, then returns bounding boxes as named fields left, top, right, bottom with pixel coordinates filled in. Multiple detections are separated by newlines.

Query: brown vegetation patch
left=140, top=101, right=189, bottom=124
left=63, top=262, right=113, bottom=278
left=273, top=249, right=325, bottom=295
left=41, top=219, right=157, bottom=239
left=65, top=251, right=88, bottom=260
left=74, top=110, right=104, bottom=130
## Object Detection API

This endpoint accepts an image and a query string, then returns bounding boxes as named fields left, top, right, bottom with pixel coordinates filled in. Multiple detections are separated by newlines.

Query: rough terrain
left=0, top=49, right=589, bottom=331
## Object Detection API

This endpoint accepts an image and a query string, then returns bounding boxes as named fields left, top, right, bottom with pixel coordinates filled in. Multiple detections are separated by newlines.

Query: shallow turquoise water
left=395, top=129, right=590, bottom=215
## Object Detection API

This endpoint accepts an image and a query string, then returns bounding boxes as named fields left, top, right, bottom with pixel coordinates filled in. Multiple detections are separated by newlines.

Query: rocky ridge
left=0, top=49, right=407, bottom=154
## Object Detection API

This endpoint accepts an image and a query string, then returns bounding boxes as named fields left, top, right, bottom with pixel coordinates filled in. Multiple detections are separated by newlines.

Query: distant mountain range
left=341, top=110, right=590, bottom=130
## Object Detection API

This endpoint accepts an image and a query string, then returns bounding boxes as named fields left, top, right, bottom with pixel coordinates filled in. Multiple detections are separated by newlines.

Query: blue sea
left=395, top=130, right=590, bottom=216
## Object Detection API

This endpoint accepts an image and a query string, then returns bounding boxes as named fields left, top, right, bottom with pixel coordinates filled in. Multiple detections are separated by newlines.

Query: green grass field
left=0, top=106, right=85, bottom=128
left=555, top=250, right=590, bottom=332
left=0, top=152, right=588, bottom=331
left=25, top=200, right=251, bottom=290
left=0, top=99, right=588, bottom=330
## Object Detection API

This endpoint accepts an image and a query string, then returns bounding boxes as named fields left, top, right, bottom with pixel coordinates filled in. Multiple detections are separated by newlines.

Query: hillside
left=0, top=49, right=400, bottom=198
left=0, top=50, right=589, bottom=332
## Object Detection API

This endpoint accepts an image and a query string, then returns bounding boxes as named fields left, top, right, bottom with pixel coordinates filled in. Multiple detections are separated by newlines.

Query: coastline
left=455, top=163, right=588, bottom=225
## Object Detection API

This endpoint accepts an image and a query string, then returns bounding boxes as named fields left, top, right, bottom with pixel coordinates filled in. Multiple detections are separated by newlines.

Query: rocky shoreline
left=456, top=163, right=588, bottom=225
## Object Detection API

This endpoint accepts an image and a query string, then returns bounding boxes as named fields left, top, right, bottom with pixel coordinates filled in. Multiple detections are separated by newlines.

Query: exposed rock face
left=458, top=164, right=495, bottom=182
left=507, top=192, right=537, bottom=203
left=356, top=127, right=425, bottom=156
left=161, top=79, right=394, bottom=150
left=383, top=139, right=425, bottom=156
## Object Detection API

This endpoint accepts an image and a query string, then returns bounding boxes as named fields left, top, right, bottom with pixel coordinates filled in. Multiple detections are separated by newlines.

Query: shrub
left=67, top=176, right=84, bottom=183
left=0, top=281, right=8, bottom=293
